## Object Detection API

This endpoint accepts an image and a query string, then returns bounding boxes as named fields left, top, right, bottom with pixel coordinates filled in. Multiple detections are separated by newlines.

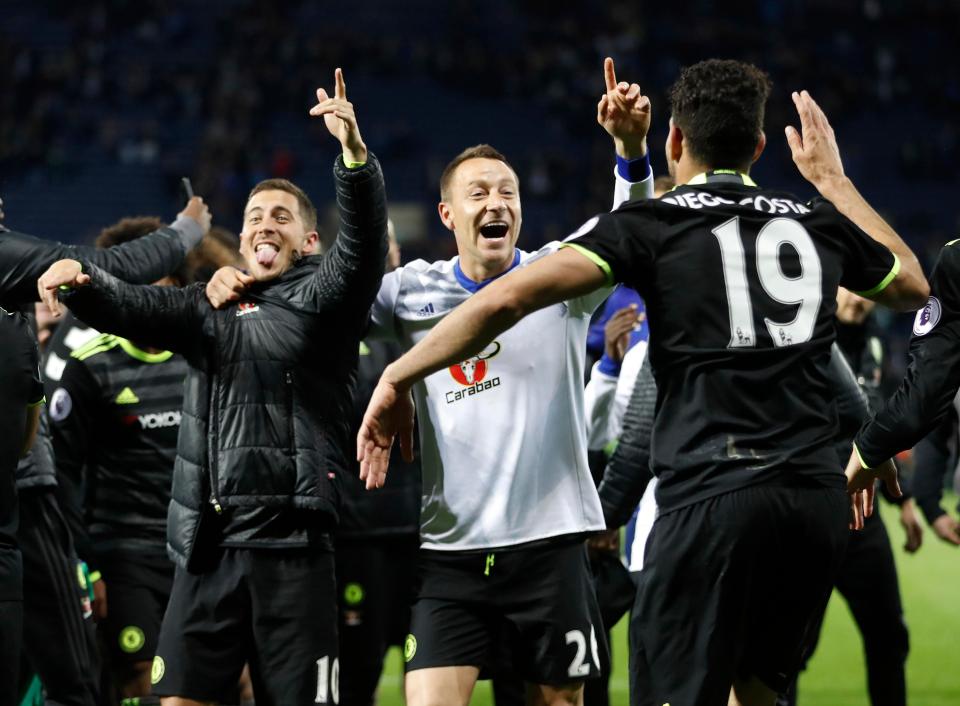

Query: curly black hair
left=669, top=59, right=772, bottom=172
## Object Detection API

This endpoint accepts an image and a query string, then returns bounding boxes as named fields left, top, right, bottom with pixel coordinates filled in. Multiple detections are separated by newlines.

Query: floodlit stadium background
left=2, top=1, right=959, bottom=703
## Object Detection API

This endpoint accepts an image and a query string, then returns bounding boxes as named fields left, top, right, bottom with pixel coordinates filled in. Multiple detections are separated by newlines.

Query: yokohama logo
left=137, top=411, right=182, bottom=429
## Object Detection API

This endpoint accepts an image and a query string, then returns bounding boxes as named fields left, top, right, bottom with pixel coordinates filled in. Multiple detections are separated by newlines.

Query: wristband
left=615, top=152, right=651, bottom=182
left=344, top=160, right=366, bottom=169
left=88, top=570, right=102, bottom=584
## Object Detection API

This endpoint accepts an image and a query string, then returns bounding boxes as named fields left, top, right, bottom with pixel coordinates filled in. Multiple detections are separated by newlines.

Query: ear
left=437, top=201, right=455, bottom=233
left=751, top=131, right=767, bottom=164
left=301, top=231, right=320, bottom=255
left=668, top=121, right=684, bottom=164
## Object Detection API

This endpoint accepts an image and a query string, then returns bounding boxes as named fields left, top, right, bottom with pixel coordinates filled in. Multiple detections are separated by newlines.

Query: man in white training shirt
left=208, top=58, right=652, bottom=706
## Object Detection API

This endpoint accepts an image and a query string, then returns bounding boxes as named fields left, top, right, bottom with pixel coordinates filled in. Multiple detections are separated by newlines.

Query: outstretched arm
left=357, top=247, right=606, bottom=487
left=43, top=260, right=206, bottom=357
left=786, top=91, right=927, bottom=310
left=0, top=198, right=208, bottom=309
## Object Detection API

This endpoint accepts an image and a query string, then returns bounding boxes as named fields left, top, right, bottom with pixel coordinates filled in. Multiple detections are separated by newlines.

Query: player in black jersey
left=50, top=221, right=237, bottom=704
left=358, top=61, right=928, bottom=706
left=850, top=239, right=960, bottom=510
left=0, top=309, right=44, bottom=706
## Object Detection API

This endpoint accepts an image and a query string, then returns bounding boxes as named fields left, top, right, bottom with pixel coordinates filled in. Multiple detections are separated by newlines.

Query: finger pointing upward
left=604, top=57, right=617, bottom=92
left=335, top=67, right=346, bottom=100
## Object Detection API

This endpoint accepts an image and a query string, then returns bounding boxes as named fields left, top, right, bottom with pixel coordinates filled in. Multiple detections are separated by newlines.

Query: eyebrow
left=245, top=205, right=295, bottom=219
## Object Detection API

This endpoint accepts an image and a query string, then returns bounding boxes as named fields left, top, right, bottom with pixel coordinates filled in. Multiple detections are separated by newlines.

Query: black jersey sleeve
left=305, top=155, right=388, bottom=314
left=49, top=357, right=100, bottom=567
left=855, top=242, right=960, bottom=467
left=562, top=206, right=661, bottom=289
left=0, top=218, right=201, bottom=309
left=810, top=199, right=898, bottom=296
left=62, top=265, right=207, bottom=361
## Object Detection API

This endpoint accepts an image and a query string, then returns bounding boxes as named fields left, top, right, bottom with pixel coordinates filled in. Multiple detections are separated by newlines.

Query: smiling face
left=438, top=157, right=522, bottom=280
left=239, top=189, right=318, bottom=281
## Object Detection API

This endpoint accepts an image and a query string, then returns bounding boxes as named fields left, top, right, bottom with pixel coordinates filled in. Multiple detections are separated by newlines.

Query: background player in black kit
left=850, top=238, right=960, bottom=513
left=357, top=61, right=928, bottom=706
left=0, top=308, right=44, bottom=706
left=50, top=221, right=237, bottom=704
left=41, top=68, right=387, bottom=706
left=336, top=221, right=422, bottom=706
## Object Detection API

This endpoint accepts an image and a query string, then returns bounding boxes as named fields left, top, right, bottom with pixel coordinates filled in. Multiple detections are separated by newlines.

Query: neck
left=458, top=252, right=515, bottom=283
left=675, top=159, right=750, bottom=186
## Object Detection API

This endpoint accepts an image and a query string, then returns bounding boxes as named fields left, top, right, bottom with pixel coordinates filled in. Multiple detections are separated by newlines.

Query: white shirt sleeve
left=366, top=268, right=402, bottom=341
left=612, top=166, right=654, bottom=210
left=585, top=362, right=620, bottom=451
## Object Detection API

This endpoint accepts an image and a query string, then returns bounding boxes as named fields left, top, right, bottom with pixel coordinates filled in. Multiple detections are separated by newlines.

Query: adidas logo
left=416, top=303, right=436, bottom=317
left=115, top=387, right=140, bottom=405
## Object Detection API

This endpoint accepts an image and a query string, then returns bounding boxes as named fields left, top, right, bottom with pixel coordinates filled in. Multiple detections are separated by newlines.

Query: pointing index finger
left=335, top=67, right=346, bottom=100
left=604, top=57, right=617, bottom=92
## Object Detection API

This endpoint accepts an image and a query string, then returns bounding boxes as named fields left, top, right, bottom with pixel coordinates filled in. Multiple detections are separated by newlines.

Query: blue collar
left=454, top=249, right=521, bottom=293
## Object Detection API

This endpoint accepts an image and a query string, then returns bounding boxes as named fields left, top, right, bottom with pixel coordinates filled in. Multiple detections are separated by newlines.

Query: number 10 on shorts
left=315, top=655, right=340, bottom=704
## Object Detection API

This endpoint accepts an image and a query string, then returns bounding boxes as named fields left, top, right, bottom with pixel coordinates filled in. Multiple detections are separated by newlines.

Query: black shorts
left=335, top=535, right=418, bottom=705
left=629, top=483, right=848, bottom=705
left=406, top=536, right=607, bottom=686
left=152, top=546, right=338, bottom=706
left=95, top=549, right=173, bottom=666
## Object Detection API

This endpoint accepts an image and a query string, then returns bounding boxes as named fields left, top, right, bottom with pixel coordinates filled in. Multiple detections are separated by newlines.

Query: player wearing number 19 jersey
left=357, top=60, right=928, bottom=706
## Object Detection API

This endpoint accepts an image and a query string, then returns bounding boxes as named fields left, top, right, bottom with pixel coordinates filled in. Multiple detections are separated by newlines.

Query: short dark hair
left=669, top=59, right=772, bottom=172
left=176, top=226, right=243, bottom=284
left=247, top=178, right=318, bottom=232
left=95, top=216, right=165, bottom=249
left=440, top=144, right=517, bottom=201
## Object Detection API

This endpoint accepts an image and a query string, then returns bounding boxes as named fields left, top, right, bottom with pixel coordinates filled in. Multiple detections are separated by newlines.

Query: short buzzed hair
left=247, top=178, right=318, bottom=232
left=669, top=59, right=772, bottom=172
left=439, top=145, right=517, bottom=202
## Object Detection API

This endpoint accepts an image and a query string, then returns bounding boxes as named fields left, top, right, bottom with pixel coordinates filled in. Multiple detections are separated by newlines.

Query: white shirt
left=370, top=169, right=653, bottom=550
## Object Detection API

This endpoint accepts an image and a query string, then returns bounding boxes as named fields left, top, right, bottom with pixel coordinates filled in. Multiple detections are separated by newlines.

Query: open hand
left=604, top=304, right=642, bottom=364
left=37, top=259, right=89, bottom=317
left=597, top=57, right=651, bottom=159
left=899, top=498, right=924, bottom=553
left=844, top=447, right=901, bottom=530
left=357, top=375, right=415, bottom=490
left=309, top=68, right=367, bottom=165
left=785, top=90, right=845, bottom=191
left=932, top=514, right=960, bottom=546
left=206, top=266, right=255, bottom=309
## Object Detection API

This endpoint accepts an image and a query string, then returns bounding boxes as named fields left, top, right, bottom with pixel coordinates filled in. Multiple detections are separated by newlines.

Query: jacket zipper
left=209, top=365, right=223, bottom=514
left=285, top=370, right=296, bottom=456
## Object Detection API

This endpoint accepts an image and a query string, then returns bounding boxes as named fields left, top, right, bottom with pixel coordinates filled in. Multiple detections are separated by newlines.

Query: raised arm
left=786, top=91, right=927, bottom=310
left=308, top=69, right=388, bottom=311
left=597, top=57, right=654, bottom=208
left=46, top=260, right=206, bottom=358
left=0, top=198, right=208, bottom=309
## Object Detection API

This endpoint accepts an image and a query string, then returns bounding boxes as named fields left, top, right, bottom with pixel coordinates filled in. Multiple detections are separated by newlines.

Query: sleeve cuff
left=853, top=442, right=874, bottom=470
left=171, top=214, right=204, bottom=251
left=616, top=152, right=651, bottom=183
left=852, top=253, right=900, bottom=298
left=597, top=353, right=622, bottom=376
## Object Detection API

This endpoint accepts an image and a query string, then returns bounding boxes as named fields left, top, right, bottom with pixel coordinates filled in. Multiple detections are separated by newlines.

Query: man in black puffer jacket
left=40, top=69, right=387, bottom=706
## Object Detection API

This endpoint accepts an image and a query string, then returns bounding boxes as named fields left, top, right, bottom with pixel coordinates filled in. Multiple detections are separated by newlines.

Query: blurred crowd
left=1, top=0, right=958, bottom=375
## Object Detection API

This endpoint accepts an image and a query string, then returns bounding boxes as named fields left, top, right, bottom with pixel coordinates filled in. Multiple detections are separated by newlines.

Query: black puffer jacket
left=64, top=156, right=388, bottom=568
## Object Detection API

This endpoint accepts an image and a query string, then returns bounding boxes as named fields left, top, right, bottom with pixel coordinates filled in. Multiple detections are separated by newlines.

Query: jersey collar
left=454, top=249, right=521, bottom=293
left=685, top=170, right=758, bottom=187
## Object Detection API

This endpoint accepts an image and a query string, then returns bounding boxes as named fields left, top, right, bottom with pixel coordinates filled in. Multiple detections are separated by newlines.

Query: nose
left=486, top=193, right=506, bottom=211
